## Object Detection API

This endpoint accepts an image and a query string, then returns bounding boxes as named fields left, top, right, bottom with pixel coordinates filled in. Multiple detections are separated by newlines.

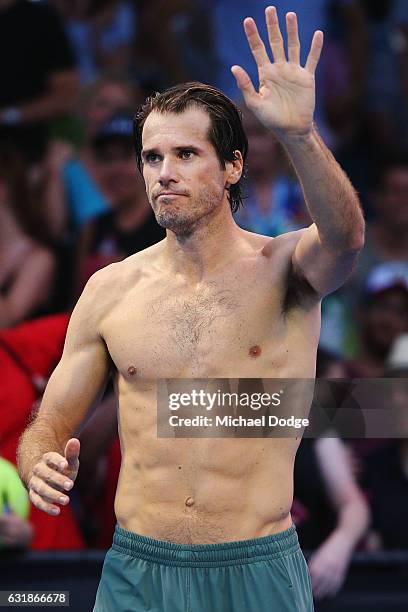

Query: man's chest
left=102, top=272, right=289, bottom=378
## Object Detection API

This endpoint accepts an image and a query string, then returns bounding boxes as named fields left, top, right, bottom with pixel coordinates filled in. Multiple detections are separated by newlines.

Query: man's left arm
left=232, top=6, right=365, bottom=298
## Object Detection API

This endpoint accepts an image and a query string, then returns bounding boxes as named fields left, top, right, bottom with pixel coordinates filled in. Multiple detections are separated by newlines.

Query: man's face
left=377, top=167, right=408, bottom=231
left=141, top=107, right=233, bottom=234
left=86, top=83, right=133, bottom=137
left=363, top=288, right=408, bottom=352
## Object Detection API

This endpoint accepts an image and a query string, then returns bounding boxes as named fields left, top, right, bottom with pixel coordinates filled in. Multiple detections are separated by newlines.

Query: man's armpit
left=282, top=258, right=320, bottom=313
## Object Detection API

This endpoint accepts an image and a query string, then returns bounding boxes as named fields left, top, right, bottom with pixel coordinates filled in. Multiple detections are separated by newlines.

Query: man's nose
left=158, top=157, right=178, bottom=186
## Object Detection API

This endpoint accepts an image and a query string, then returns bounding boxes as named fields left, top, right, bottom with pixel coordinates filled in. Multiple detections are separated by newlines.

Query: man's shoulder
left=261, top=227, right=308, bottom=253
left=243, top=227, right=308, bottom=270
left=85, top=241, right=165, bottom=291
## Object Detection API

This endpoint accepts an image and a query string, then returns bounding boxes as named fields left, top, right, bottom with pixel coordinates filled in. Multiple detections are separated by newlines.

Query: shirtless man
left=17, top=8, right=364, bottom=612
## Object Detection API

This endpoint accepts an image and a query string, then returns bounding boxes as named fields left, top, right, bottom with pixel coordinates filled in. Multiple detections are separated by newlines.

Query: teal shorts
left=93, top=523, right=314, bottom=611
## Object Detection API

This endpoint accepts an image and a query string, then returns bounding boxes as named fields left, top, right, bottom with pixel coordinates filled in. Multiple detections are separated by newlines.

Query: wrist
left=277, top=124, right=317, bottom=148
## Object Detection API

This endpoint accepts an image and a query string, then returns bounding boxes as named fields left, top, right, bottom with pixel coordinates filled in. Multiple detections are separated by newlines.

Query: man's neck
left=162, top=205, right=246, bottom=283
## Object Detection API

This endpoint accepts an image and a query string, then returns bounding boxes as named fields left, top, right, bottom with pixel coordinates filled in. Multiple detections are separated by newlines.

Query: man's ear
left=225, top=150, right=244, bottom=186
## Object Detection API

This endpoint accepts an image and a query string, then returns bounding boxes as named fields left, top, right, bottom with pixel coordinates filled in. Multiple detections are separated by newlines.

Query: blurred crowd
left=1, top=0, right=408, bottom=603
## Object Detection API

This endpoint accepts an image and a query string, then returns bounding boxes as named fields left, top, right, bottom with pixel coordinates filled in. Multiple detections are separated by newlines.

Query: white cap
left=387, top=334, right=408, bottom=370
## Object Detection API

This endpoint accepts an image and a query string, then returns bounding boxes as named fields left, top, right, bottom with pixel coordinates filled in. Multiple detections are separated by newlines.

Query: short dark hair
left=133, top=82, right=248, bottom=213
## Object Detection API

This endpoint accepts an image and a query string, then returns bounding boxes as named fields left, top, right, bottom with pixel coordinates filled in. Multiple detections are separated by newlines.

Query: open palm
left=232, top=6, right=324, bottom=138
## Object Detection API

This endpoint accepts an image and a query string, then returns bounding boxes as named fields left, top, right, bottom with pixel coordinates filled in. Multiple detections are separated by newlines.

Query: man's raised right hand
left=28, top=438, right=80, bottom=516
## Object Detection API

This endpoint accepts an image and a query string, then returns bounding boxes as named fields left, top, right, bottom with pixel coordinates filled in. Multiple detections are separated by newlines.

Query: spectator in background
left=345, top=263, right=408, bottom=378
left=295, top=435, right=370, bottom=600
left=75, top=111, right=165, bottom=293
left=323, top=154, right=408, bottom=356
left=235, top=109, right=310, bottom=236
left=339, top=264, right=408, bottom=474
left=43, top=73, right=141, bottom=239
left=323, top=1, right=408, bottom=204
left=353, top=0, right=408, bottom=151
left=0, top=456, right=33, bottom=549
left=0, top=314, right=84, bottom=549
left=0, top=148, right=56, bottom=329
left=76, top=393, right=120, bottom=548
left=51, top=0, right=137, bottom=84
left=363, top=334, right=408, bottom=549
left=293, top=349, right=370, bottom=600
left=136, top=0, right=215, bottom=89
left=343, top=155, right=408, bottom=308
left=321, top=1, right=366, bottom=154
left=0, top=0, right=78, bottom=165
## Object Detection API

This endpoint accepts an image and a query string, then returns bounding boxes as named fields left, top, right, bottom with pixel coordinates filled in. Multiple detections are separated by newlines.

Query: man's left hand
left=232, top=6, right=323, bottom=139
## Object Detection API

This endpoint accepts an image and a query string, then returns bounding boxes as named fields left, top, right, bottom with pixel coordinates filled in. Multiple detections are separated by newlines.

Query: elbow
left=343, top=218, right=365, bottom=253
left=351, top=207, right=366, bottom=251
left=357, top=491, right=371, bottom=532
left=352, top=217, right=365, bottom=251
left=349, top=229, right=365, bottom=252
left=343, top=490, right=371, bottom=534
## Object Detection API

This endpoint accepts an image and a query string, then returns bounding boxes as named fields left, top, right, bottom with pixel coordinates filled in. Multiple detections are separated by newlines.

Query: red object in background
left=0, top=313, right=84, bottom=549
left=89, top=435, right=121, bottom=549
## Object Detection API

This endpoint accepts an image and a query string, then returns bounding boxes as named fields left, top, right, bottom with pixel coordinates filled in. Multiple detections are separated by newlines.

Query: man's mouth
left=157, top=192, right=185, bottom=197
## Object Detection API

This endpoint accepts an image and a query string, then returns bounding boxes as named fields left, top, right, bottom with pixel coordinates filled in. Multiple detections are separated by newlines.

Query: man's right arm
left=17, top=270, right=112, bottom=515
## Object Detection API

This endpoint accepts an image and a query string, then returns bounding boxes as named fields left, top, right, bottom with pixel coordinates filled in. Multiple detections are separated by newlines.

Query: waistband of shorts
left=112, top=523, right=300, bottom=567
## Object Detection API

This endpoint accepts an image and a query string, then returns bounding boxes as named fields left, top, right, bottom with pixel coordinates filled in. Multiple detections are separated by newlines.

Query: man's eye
left=146, top=153, right=161, bottom=163
left=180, top=150, right=194, bottom=160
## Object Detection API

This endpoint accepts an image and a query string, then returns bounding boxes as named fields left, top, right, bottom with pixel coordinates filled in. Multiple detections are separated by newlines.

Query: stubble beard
left=152, top=187, right=224, bottom=237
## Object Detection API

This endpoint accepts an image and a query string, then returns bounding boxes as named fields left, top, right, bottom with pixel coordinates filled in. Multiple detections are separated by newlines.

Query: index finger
left=43, top=452, right=67, bottom=472
left=243, top=17, right=270, bottom=68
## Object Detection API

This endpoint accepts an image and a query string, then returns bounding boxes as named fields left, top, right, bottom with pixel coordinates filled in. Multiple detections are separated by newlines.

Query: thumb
left=64, top=437, right=80, bottom=470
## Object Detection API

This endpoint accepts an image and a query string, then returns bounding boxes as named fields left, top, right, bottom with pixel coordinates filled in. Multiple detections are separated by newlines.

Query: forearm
left=334, top=494, right=370, bottom=550
left=17, top=92, right=75, bottom=122
left=17, top=417, right=68, bottom=488
left=280, top=125, right=365, bottom=251
left=4, top=71, right=79, bottom=123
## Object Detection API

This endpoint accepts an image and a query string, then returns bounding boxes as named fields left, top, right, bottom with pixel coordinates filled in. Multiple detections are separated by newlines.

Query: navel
left=249, top=345, right=262, bottom=358
left=185, top=496, right=195, bottom=507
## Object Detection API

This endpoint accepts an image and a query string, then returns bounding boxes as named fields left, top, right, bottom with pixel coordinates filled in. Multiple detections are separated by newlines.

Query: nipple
left=249, top=345, right=262, bottom=358
left=185, top=496, right=195, bottom=507
left=127, top=365, right=137, bottom=376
